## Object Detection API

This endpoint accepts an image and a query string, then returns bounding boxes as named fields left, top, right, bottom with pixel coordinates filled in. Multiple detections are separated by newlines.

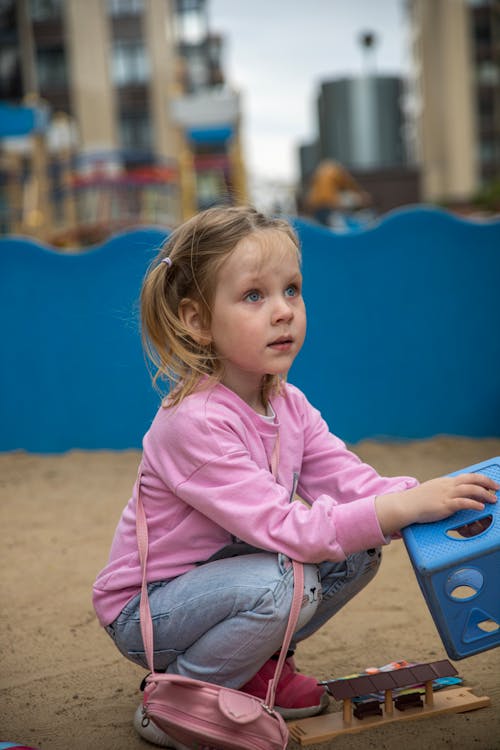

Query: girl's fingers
left=453, top=483, right=497, bottom=503
left=455, top=499, right=486, bottom=511
left=452, top=473, right=499, bottom=493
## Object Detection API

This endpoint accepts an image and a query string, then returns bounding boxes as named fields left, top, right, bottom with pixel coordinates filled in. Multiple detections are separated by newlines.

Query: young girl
left=93, top=206, right=497, bottom=748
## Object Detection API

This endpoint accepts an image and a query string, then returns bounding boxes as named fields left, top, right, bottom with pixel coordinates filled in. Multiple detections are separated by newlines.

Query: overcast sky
left=208, top=0, right=409, bottom=186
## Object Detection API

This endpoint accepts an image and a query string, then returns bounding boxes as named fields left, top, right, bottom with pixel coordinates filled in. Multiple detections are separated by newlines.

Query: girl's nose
left=272, top=297, right=294, bottom=324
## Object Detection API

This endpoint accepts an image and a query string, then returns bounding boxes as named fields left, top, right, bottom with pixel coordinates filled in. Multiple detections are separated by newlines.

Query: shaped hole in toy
left=451, top=585, right=477, bottom=599
left=445, top=515, right=492, bottom=540
left=445, top=568, right=484, bottom=601
left=476, top=618, right=499, bottom=633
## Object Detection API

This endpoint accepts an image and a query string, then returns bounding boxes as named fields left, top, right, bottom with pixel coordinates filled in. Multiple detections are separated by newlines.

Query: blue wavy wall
left=1, top=207, right=499, bottom=452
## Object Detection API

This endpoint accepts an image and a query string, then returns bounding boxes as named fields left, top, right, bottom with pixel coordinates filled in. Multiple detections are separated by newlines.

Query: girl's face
left=208, top=228, right=306, bottom=412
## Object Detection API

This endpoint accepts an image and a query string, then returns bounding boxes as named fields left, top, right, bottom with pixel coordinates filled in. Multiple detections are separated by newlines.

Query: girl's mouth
left=269, top=337, right=293, bottom=349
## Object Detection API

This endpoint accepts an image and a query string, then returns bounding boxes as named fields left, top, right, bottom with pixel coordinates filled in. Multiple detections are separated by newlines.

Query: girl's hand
left=375, top=473, right=499, bottom=536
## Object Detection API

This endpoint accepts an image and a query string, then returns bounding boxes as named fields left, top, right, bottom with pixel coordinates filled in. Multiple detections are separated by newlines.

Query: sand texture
left=1, top=436, right=499, bottom=749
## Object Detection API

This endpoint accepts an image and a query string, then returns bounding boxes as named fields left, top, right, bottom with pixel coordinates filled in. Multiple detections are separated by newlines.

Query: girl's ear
left=178, top=298, right=212, bottom=345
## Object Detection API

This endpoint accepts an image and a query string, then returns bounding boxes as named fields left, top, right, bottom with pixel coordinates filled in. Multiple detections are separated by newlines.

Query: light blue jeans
left=106, top=548, right=381, bottom=689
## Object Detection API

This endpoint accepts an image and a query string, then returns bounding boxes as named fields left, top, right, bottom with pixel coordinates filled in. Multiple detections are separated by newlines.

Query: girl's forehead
left=232, top=229, right=300, bottom=268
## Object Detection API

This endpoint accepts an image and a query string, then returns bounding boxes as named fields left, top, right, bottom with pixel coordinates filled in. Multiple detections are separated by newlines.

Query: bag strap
left=135, top=434, right=305, bottom=710
left=135, top=469, right=155, bottom=676
left=264, top=559, right=303, bottom=709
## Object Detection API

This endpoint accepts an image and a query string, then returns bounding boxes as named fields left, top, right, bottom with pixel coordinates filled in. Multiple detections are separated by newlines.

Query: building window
left=107, top=0, right=144, bottom=16
left=119, top=112, right=151, bottom=151
left=36, top=47, right=67, bottom=89
left=112, top=40, right=149, bottom=85
left=30, top=0, right=63, bottom=21
left=479, top=138, right=500, bottom=164
left=183, top=49, right=209, bottom=90
left=477, top=61, right=499, bottom=86
left=474, top=17, right=493, bottom=45
left=175, top=0, right=207, bottom=44
left=0, top=45, right=22, bottom=99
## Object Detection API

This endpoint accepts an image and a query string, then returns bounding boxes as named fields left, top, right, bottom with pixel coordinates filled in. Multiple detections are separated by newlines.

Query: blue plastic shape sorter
left=402, top=457, right=500, bottom=660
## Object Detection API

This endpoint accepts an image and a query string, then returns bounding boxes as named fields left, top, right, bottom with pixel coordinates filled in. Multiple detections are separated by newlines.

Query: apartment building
left=407, top=0, right=499, bottom=203
left=0, top=0, right=246, bottom=239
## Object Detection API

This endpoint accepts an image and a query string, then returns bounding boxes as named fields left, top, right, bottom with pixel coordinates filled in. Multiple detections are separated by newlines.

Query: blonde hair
left=141, top=205, right=300, bottom=406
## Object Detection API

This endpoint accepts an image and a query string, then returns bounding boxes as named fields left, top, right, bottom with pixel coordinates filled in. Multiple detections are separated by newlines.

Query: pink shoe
left=240, top=657, right=329, bottom=719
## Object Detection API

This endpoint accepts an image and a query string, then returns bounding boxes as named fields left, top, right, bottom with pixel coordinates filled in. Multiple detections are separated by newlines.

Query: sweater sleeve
left=293, top=389, right=418, bottom=554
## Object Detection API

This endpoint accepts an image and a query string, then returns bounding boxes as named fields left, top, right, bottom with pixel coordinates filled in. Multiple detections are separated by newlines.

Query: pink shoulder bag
left=135, top=471, right=304, bottom=750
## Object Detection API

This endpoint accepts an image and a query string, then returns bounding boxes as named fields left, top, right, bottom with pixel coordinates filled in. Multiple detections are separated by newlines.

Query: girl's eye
left=245, top=290, right=261, bottom=302
left=285, top=285, right=298, bottom=297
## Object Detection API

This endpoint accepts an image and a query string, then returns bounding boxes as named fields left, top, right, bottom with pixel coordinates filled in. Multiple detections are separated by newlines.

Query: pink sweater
left=93, top=382, right=417, bottom=626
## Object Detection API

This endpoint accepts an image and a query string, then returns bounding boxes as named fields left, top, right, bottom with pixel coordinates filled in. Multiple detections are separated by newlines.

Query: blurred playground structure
left=0, top=98, right=247, bottom=246
left=0, top=102, right=181, bottom=246
left=0, top=0, right=247, bottom=246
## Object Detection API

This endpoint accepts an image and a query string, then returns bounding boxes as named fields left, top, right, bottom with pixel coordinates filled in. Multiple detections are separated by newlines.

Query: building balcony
left=170, top=88, right=240, bottom=129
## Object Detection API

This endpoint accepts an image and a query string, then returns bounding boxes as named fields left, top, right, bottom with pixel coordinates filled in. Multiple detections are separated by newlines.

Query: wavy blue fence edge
left=1, top=206, right=499, bottom=453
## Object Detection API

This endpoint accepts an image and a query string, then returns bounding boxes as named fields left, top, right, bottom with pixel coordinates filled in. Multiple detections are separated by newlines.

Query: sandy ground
left=1, top=436, right=499, bottom=750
